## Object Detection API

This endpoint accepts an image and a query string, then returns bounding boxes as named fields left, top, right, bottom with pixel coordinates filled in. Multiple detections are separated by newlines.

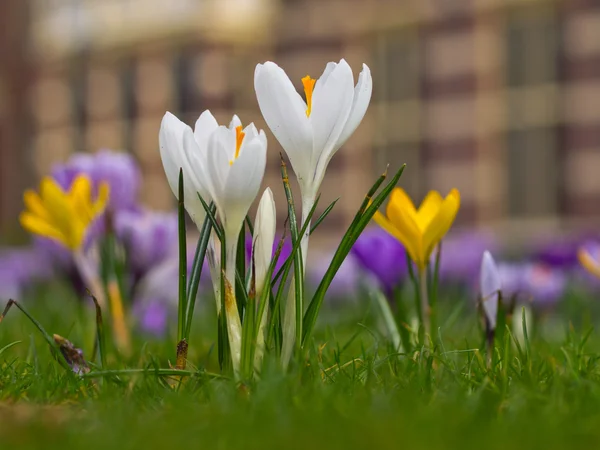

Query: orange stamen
left=302, top=75, right=316, bottom=117
left=230, top=125, right=246, bottom=166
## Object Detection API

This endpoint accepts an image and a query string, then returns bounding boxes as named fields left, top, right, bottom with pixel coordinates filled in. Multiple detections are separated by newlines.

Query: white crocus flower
left=159, top=110, right=266, bottom=375
left=159, top=110, right=241, bottom=314
left=199, top=119, right=268, bottom=375
left=480, top=250, right=501, bottom=331
left=254, top=59, right=372, bottom=204
left=252, top=187, right=276, bottom=371
left=254, top=59, right=372, bottom=367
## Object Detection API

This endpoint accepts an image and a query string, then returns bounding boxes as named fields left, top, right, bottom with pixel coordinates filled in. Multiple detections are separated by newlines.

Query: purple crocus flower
left=350, top=227, right=407, bottom=295
left=0, top=246, right=56, bottom=299
left=52, top=149, right=140, bottom=212
left=480, top=251, right=501, bottom=330
left=438, top=230, right=498, bottom=287
left=534, top=237, right=581, bottom=270
left=114, top=209, right=178, bottom=277
left=496, top=263, right=526, bottom=300
left=521, top=263, right=567, bottom=307
left=496, top=262, right=566, bottom=308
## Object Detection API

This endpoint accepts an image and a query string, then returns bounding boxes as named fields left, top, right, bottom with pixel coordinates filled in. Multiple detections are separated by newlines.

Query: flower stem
left=418, top=268, right=430, bottom=337
left=225, top=237, right=243, bottom=377
left=207, top=235, right=222, bottom=315
left=253, top=265, right=270, bottom=373
left=73, top=250, right=106, bottom=307
left=281, top=196, right=312, bottom=369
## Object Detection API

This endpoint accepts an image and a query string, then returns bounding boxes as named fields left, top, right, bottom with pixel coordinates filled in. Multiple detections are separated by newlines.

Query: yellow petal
left=23, top=190, right=50, bottom=221
left=69, top=175, right=94, bottom=221
left=578, top=248, right=600, bottom=279
left=19, top=212, right=71, bottom=249
left=415, top=190, right=443, bottom=231
left=93, top=181, right=110, bottom=215
left=372, top=210, right=420, bottom=266
left=390, top=188, right=417, bottom=215
left=422, top=189, right=460, bottom=261
left=385, top=190, right=426, bottom=266
left=386, top=189, right=420, bottom=237
left=40, top=177, right=74, bottom=226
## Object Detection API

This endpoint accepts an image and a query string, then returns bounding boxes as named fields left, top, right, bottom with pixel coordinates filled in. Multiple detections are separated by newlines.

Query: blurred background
left=1, top=0, right=599, bottom=249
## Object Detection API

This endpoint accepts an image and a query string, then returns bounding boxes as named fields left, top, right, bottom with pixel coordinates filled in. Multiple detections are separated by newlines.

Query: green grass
left=2, top=285, right=600, bottom=449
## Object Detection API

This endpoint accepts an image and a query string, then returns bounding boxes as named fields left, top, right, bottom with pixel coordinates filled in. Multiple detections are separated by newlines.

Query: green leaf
left=302, top=164, right=405, bottom=347
left=89, top=291, right=107, bottom=369
left=184, top=203, right=215, bottom=340
left=0, top=299, right=71, bottom=372
left=280, top=156, right=304, bottom=353
left=236, top=223, right=247, bottom=320
left=177, top=169, right=187, bottom=344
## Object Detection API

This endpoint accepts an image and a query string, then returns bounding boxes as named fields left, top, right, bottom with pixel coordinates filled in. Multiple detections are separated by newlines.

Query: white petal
left=480, top=250, right=501, bottom=329
left=315, top=61, right=337, bottom=88
left=253, top=187, right=276, bottom=292
left=222, top=133, right=267, bottom=237
left=244, top=122, right=259, bottom=139
left=193, top=110, right=219, bottom=150
left=254, top=62, right=312, bottom=188
left=181, top=128, right=209, bottom=226
left=336, top=63, right=372, bottom=148
left=308, top=59, right=355, bottom=194
left=158, top=111, right=189, bottom=199
left=229, top=114, right=242, bottom=129
left=205, top=126, right=234, bottom=211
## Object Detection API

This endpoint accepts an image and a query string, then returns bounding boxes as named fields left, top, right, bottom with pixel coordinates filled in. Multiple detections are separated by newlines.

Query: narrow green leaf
left=245, top=215, right=255, bottom=237
left=302, top=164, right=405, bottom=346
left=0, top=340, right=21, bottom=357
left=88, top=291, right=107, bottom=369
left=218, top=228, right=230, bottom=372
left=272, top=195, right=321, bottom=285
left=197, top=192, right=224, bottom=241
left=235, top=223, right=247, bottom=320
left=177, top=169, right=187, bottom=344
left=184, top=204, right=215, bottom=340
left=310, top=198, right=339, bottom=234
left=240, top=262, right=256, bottom=380
left=280, top=156, right=304, bottom=354
left=0, top=299, right=71, bottom=371
left=430, top=243, right=442, bottom=338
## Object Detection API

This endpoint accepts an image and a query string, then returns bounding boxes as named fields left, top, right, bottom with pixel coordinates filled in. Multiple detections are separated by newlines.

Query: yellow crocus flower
left=19, top=175, right=109, bottom=251
left=374, top=187, right=461, bottom=270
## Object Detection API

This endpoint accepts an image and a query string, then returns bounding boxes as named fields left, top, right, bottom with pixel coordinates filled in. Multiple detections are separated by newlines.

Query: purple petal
left=52, top=149, right=141, bottom=213
left=350, top=227, right=407, bottom=294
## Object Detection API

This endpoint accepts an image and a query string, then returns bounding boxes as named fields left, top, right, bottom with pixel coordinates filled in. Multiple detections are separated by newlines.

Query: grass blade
left=88, top=291, right=107, bottom=369
left=0, top=299, right=71, bottom=372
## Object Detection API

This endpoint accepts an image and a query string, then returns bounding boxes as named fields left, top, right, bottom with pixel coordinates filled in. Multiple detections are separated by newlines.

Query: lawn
left=1, top=286, right=600, bottom=450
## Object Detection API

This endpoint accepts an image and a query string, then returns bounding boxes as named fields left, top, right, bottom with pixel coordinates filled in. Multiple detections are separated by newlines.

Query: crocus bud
left=480, top=250, right=501, bottom=331
left=252, top=187, right=276, bottom=372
